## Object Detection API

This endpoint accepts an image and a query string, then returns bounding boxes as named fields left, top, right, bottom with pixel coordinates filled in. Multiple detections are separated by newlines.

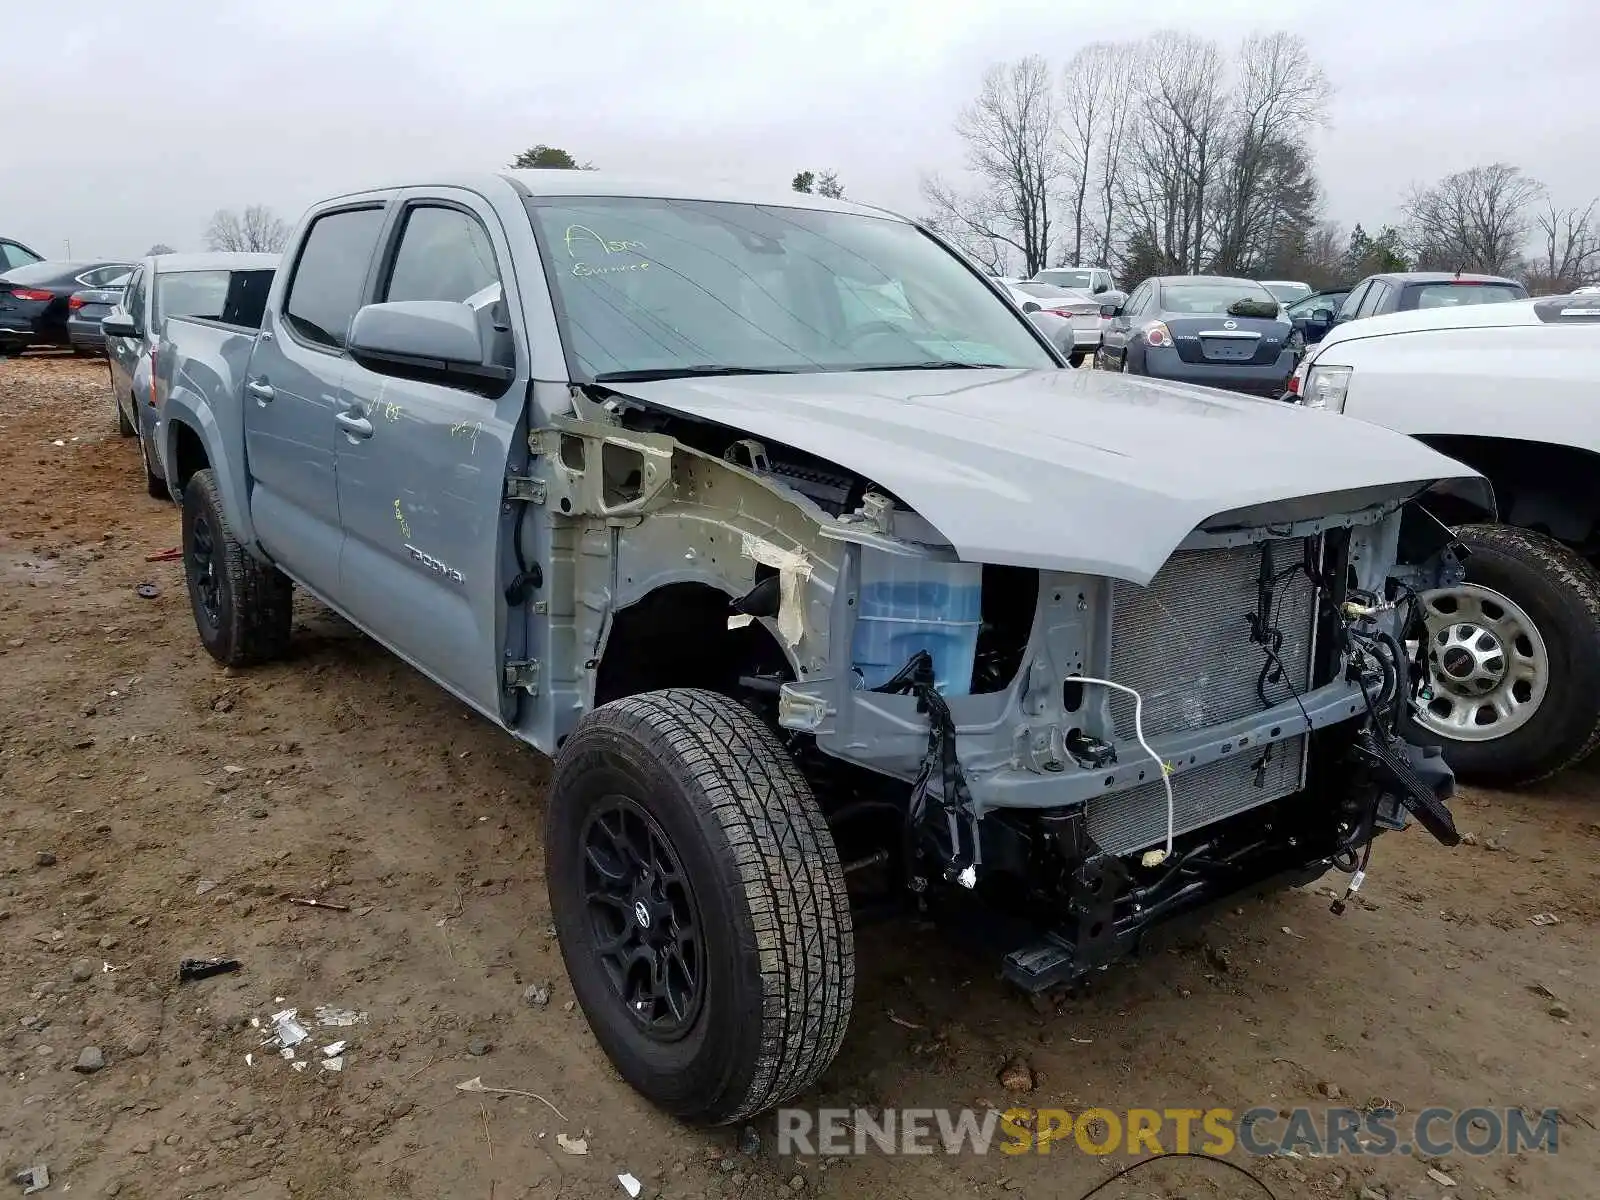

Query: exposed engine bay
left=539, top=381, right=1473, bottom=991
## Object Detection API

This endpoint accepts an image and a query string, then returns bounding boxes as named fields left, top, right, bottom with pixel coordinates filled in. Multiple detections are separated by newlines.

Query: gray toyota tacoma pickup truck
left=156, top=171, right=1486, bottom=1126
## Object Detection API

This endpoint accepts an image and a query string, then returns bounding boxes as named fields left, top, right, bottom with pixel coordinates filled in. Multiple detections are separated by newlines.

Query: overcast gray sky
left=5, top=0, right=1595, bottom=260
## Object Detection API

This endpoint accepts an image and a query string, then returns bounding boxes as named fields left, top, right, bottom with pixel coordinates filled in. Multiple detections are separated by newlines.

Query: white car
left=1006, top=281, right=1103, bottom=363
left=1032, top=266, right=1116, bottom=296
left=1288, top=293, right=1600, bottom=786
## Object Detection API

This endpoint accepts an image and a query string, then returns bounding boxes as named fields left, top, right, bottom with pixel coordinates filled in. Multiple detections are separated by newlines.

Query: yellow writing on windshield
left=564, top=224, right=645, bottom=258
left=573, top=261, right=650, bottom=278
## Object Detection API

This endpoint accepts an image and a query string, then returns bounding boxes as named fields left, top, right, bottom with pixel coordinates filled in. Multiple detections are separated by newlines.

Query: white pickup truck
left=1289, top=294, right=1600, bottom=785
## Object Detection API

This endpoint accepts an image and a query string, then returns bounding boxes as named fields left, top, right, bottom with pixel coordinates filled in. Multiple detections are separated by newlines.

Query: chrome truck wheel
left=1408, top=524, right=1600, bottom=787
left=1417, top=583, right=1548, bottom=741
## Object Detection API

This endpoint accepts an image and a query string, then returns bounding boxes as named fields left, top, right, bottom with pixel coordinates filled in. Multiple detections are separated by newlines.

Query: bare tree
left=1088, top=44, right=1138, bottom=268
left=1530, top=200, right=1600, bottom=292
left=921, top=56, right=1068, bottom=276
left=1210, top=32, right=1332, bottom=275
left=204, top=206, right=290, bottom=254
left=1058, top=44, right=1121, bottom=267
left=1403, top=163, right=1544, bottom=275
left=1117, top=32, right=1229, bottom=276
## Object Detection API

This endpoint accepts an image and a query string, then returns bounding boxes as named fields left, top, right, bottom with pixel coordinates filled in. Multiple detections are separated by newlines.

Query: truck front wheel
left=547, top=688, right=854, bottom=1124
left=1413, top=523, right=1600, bottom=786
left=181, top=469, right=293, bottom=667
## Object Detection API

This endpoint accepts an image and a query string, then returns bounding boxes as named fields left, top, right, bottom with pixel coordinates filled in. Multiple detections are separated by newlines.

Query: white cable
left=1069, top=676, right=1175, bottom=868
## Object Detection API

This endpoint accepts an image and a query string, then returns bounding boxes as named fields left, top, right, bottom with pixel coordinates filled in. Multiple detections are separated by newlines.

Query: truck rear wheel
left=547, top=688, right=854, bottom=1124
left=1412, top=523, right=1600, bottom=787
left=181, top=468, right=293, bottom=667
left=116, top=396, right=136, bottom=437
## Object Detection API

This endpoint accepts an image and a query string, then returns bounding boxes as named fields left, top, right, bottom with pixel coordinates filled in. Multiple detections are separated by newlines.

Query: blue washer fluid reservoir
left=850, top=548, right=983, bottom=695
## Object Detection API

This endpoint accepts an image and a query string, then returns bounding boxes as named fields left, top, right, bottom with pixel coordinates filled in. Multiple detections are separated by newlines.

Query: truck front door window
left=1337, top=282, right=1370, bottom=321
left=381, top=205, right=512, bottom=369
left=283, top=208, right=387, bottom=350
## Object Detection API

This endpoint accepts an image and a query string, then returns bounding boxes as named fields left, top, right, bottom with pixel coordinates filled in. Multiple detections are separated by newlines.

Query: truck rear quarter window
left=1533, top=295, right=1600, bottom=323
left=283, top=207, right=387, bottom=349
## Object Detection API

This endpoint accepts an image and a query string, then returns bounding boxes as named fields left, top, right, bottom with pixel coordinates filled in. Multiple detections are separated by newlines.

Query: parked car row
left=1094, top=275, right=1294, bottom=397
left=0, top=259, right=132, bottom=356
left=104, top=171, right=1479, bottom=1130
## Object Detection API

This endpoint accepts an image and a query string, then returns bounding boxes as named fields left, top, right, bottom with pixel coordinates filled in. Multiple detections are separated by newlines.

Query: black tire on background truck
left=547, top=688, right=854, bottom=1124
left=180, top=468, right=294, bottom=667
left=1412, top=523, right=1600, bottom=787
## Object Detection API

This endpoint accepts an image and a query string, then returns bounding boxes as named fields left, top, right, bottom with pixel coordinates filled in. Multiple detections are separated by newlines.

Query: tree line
left=921, top=35, right=1599, bottom=292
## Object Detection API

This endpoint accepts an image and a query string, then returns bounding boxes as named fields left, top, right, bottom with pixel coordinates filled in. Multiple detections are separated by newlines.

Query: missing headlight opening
left=816, top=505, right=1468, bottom=999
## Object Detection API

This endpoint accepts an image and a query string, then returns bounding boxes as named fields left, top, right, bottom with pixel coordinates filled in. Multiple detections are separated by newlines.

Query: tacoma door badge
left=404, top=544, right=465, bottom=584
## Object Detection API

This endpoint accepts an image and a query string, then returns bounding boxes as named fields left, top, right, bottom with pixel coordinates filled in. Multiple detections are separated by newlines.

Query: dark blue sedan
left=1095, top=275, right=1296, bottom=397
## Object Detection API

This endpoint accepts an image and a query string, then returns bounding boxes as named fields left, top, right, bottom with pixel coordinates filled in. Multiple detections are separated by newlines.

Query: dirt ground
left=1, top=354, right=1596, bottom=1200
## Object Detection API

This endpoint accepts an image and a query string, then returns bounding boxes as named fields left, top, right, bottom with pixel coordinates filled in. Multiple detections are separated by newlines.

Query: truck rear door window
left=283, top=207, right=387, bottom=349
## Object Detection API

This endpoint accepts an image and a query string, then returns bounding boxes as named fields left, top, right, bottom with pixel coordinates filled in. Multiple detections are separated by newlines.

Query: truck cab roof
left=148, top=252, right=281, bottom=272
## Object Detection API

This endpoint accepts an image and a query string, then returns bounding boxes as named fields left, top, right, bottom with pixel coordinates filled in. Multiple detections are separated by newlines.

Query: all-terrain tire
left=116, top=395, right=136, bottom=437
left=1414, top=523, right=1600, bottom=787
left=181, top=468, right=293, bottom=666
left=547, top=688, right=854, bottom=1125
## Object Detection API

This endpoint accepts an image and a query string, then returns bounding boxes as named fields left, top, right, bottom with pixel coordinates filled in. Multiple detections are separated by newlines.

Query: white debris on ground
left=250, top=1003, right=364, bottom=1072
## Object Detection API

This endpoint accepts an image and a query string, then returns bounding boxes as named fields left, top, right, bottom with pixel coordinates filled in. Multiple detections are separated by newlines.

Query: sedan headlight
left=1303, top=364, right=1352, bottom=412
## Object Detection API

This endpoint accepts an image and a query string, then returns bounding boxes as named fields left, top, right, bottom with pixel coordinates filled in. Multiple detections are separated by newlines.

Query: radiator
left=1088, top=734, right=1307, bottom=856
left=1088, top=540, right=1316, bottom=856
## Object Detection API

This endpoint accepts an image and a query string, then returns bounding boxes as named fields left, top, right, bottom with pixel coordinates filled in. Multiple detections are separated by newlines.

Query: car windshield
left=1161, top=280, right=1280, bottom=315
left=1261, top=281, right=1311, bottom=302
left=1035, top=269, right=1095, bottom=289
left=156, top=271, right=232, bottom=321
left=525, top=196, right=1056, bottom=379
left=1405, top=282, right=1528, bottom=309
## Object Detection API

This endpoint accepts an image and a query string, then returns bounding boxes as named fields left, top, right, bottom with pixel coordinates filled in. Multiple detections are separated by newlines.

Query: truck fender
left=161, top=392, right=263, bottom=559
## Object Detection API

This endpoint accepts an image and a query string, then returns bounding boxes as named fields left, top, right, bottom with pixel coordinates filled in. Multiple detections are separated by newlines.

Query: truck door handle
left=245, top=379, right=274, bottom=403
left=335, top=410, right=374, bottom=439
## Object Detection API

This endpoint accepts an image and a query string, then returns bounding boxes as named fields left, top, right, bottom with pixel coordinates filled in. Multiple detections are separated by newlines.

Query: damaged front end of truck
left=530, top=368, right=1489, bottom=994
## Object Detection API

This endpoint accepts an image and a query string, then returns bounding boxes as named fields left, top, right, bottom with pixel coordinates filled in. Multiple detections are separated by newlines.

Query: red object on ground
left=144, top=547, right=181, bottom=562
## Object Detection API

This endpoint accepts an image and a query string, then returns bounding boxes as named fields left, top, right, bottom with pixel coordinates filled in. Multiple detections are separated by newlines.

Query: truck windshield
left=524, top=196, right=1056, bottom=380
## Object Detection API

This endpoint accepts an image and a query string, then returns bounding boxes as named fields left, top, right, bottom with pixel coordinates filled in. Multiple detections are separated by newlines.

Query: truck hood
left=611, top=368, right=1485, bottom=584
